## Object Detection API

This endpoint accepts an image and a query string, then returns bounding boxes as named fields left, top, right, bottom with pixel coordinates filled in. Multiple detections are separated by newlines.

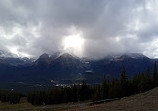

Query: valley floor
left=1, top=87, right=158, bottom=111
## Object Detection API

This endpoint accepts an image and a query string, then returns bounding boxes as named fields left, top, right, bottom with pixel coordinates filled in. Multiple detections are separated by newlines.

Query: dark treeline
left=27, top=61, right=158, bottom=106
left=1, top=61, right=158, bottom=105
left=0, top=90, right=22, bottom=104
left=27, top=80, right=93, bottom=105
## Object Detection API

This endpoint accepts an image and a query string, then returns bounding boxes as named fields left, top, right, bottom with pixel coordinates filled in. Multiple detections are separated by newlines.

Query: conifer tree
left=153, top=61, right=158, bottom=86
left=120, top=66, right=128, bottom=97
left=146, top=66, right=150, bottom=78
left=144, top=66, right=152, bottom=90
left=102, top=75, right=108, bottom=99
left=93, top=85, right=102, bottom=101
left=72, top=85, right=78, bottom=102
left=80, top=80, right=87, bottom=101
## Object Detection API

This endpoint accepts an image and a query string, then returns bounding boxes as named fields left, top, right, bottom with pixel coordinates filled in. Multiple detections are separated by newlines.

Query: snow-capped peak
left=120, top=53, right=147, bottom=59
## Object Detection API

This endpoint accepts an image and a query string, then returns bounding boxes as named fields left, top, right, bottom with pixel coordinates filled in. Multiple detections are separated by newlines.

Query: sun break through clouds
left=0, top=0, right=158, bottom=58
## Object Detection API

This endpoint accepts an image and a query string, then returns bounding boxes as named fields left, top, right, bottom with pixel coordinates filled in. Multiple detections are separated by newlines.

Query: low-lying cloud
left=0, top=0, right=158, bottom=58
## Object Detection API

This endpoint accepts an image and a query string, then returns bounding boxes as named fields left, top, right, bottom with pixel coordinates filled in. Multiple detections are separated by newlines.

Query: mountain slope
left=0, top=52, right=157, bottom=84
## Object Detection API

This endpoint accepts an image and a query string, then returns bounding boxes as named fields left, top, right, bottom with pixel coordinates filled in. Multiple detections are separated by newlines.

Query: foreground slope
left=1, top=87, right=158, bottom=111
left=69, top=87, right=158, bottom=111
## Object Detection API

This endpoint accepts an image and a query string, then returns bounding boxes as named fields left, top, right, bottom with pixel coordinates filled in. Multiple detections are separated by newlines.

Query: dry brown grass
left=68, top=87, right=158, bottom=111
left=0, top=97, right=78, bottom=111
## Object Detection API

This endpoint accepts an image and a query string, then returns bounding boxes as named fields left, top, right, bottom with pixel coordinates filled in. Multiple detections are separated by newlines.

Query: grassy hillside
left=1, top=87, right=158, bottom=111
left=0, top=97, right=78, bottom=111
left=71, top=87, right=158, bottom=111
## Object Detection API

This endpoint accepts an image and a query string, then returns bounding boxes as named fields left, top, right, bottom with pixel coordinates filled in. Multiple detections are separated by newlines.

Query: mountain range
left=0, top=50, right=157, bottom=85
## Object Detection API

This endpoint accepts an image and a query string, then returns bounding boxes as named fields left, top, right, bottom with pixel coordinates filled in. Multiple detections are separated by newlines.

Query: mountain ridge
left=0, top=51, right=157, bottom=85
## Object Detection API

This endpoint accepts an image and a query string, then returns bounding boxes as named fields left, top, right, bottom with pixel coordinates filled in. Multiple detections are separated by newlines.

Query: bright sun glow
left=9, top=47, right=31, bottom=58
left=62, top=34, right=84, bottom=56
left=9, top=47, right=19, bottom=56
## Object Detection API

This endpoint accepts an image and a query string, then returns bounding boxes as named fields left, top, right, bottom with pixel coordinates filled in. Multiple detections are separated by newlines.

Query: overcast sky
left=0, top=0, right=158, bottom=58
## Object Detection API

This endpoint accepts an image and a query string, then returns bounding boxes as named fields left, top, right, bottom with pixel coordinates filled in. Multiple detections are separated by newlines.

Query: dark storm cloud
left=0, top=0, right=158, bottom=58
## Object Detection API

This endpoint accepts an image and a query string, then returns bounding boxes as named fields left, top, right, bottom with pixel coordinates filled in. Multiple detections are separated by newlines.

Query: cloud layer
left=0, top=0, right=158, bottom=58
